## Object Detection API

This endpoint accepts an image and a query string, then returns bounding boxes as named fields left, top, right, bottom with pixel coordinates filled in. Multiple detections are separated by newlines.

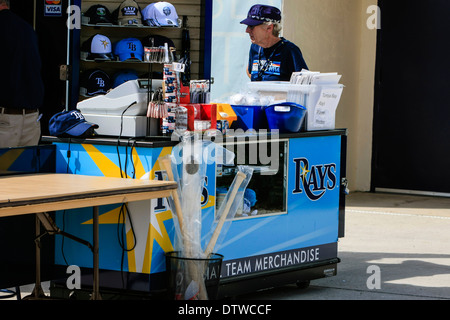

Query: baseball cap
left=49, top=110, right=99, bottom=138
left=81, top=34, right=115, bottom=61
left=80, top=69, right=111, bottom=96
left=112, top=70, right=140, bottom=88
left=240, top=4, right=282, bottom=26
left=142, top=2, right=179, bottom=27
left=114, top=0, right=142, bottom=26
left=114, top=38, right=144, bottom=61
left=84, top=4, right=113, bottom=25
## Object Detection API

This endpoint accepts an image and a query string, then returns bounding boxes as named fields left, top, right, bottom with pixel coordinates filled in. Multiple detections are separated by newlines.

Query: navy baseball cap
left=80, top=69, right=111, bottom=96
left=49, top=110, right=99, bottom=138
left=240, top=4, right=282, bottom=26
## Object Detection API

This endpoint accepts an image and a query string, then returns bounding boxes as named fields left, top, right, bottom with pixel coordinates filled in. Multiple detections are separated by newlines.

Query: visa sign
left=45, top=0, right=62, bottom=17
left=292, top=157, right=337, bottom=201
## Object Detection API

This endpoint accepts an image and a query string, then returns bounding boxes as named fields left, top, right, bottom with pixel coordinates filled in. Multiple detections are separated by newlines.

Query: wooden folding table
left=0, top=173, right=177, bottom=300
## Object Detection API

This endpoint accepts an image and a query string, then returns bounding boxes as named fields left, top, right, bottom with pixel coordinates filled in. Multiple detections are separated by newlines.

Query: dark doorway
left=372, top=0, right=450, bottom=194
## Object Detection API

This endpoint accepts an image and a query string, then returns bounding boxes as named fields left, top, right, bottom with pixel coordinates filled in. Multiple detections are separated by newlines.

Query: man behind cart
left=241, top=4, right=308, bottom=82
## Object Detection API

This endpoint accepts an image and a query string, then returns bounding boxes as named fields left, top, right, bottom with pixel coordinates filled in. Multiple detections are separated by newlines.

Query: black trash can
left=165, top=251, right=223, bottom=300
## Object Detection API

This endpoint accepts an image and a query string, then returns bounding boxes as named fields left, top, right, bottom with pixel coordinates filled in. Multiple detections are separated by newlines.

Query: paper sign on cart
left=313, top=87, right=343, bottom=128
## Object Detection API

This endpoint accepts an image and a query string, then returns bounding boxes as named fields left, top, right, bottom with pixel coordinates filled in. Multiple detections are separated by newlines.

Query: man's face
left=246, top=24, right=272, bottom=47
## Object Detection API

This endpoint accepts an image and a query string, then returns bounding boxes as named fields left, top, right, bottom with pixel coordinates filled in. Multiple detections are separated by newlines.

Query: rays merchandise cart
left=43, top=77, right=347, bottom=299
left=43, top=128, right=346, bottom=299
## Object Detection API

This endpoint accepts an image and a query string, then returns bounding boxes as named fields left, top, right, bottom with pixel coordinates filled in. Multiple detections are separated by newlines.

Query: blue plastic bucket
left=230, top=105, right=268, bottom=130
left=264, top=102, right=307, bottom=133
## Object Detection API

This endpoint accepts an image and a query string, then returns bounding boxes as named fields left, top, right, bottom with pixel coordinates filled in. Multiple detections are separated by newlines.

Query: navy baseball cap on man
left=240, top=4, right=282, bottom=26
left=49, top=110, right=99, bottom=138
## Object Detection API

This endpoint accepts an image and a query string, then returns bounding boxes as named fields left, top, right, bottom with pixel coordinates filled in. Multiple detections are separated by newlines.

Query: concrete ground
left=237, top=191, right=450, bottom=300
left=2, top=191, right=450, bottom=300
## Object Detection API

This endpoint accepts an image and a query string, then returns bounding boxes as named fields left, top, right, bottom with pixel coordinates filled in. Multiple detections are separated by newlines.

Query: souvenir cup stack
left=164, top=62, right=178, bottom=106
left=161, top=61, right=179, bottom=135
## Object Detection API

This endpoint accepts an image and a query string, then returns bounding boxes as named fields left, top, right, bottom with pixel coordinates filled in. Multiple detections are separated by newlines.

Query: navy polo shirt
left=248, top=37, right=308, bottom=82
left=0, top=9, right=44, bottom=110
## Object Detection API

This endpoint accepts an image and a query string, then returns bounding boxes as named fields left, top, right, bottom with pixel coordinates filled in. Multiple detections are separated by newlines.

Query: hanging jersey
left=248, top=38, right=308, bottom=81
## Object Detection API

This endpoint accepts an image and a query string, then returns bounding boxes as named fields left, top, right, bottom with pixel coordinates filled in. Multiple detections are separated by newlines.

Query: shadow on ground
left=234, top=251, right=450, bottom=300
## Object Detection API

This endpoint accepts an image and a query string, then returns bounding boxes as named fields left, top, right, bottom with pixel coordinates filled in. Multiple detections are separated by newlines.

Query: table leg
left=30, top=215, right=46, bottom=299
left=91, top=206, right=101, bottom=300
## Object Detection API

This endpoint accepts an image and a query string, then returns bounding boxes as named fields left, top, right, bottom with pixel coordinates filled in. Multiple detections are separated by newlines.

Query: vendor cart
left=42, top=128, right=346, bottom=299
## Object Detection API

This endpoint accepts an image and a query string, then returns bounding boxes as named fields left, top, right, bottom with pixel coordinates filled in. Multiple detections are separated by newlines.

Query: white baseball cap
left=142, top=2, right=179, bottom=27
left=82, top=34, right=115, bottom=61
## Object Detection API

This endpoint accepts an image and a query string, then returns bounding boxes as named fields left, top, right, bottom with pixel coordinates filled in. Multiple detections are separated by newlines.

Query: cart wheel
left=296, top=280, right=310, bottom=289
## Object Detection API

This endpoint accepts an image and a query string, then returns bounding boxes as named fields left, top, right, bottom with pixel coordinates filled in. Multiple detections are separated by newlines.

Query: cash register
left=77, top=79, right=163, bottom=137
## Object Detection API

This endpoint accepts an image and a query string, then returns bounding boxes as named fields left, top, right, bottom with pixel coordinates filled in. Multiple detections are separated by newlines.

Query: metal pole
left=91, top=206, right=101, bottom=300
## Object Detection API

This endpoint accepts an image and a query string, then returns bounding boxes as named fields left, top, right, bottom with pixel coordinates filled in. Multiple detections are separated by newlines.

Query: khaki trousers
left=0, top=110, right=41, bottom=148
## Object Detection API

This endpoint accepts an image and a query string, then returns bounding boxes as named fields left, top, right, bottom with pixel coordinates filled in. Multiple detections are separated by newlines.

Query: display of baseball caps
left=142, top=2, right=179, bottom=27
left=80, top=69, right=111, bottom=97
left=81, top=34, right=115, bottom=61
left=82, top=2, right=179, bottom=27
left=81, top=35, right=151, bottom=63
left=114, top=38, right=144, bottom=61
left=49, top=110, right=99, bottom=138
left=79, top=2, right=180, bottom=100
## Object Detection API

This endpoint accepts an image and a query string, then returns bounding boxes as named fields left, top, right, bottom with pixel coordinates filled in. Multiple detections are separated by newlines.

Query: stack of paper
left=287, top=70, right=344, bottom=131
left=290, top=70, right=342, bottom=85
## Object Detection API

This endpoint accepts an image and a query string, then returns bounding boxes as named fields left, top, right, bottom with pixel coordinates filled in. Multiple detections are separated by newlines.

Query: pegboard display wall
left=78, top=0, right=204, bottom=91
